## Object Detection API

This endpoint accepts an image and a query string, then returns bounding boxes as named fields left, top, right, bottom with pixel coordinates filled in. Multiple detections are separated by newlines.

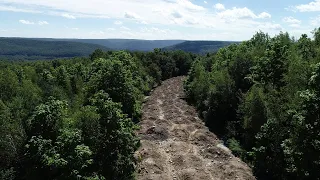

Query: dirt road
left=135, top=77, right=255, bottom=180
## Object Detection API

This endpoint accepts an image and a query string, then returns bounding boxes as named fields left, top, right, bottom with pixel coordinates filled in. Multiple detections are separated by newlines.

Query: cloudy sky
left=0, top=0, right=320, bottom=40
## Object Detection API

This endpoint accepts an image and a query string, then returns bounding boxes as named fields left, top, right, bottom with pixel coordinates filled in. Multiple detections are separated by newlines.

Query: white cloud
left=204, top=1, right=207, bottom=4
left=177, top=0, right=205, bottom=11
left=120, top=26, right=131, bottom=31
left=114, top=20, right=123, bottom=25
left=294, top=0, right=320, bottom=12
left=0, top=0, right=296, bottom=40
left=289, top=24, right=300, bottom=28
left=19, top=20, right=34, bottom=25
left=214, top=3, right=225, bottom=11
left=139, top=20, right=148, bottom=24
left=217, top=7, right=271, bottom=20
left=62, top=13, right=76, bottom=19
left=65, top=26, right=79, bottom=30
left=106, top=28, right=116, bottom=31
left=140, top=27, right=171, bottom=34
left=171, top=11, right=183, bottom=18
left=258, top=22, right=282, bottom=31
left=0, top=5, right=41, bottom=13
left=124, top=11, right=140, bottom=19
left=311, top=16, right=320, bottom=26
left=124, top=11, right=149, bottom=25
left=283, top=17, right=301, bottom=27
left=38, top=21, right=49, bottom=25
left=0, top=0, right=213, bottom=27
left=258, top=12, right=271, bottom=19
left=90, top=31, right=105, bottom=36
left=283, top=17, right=301, bottom=24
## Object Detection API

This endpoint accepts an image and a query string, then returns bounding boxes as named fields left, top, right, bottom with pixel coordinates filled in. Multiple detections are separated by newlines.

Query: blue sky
left=0, top=0, right=320, bottom=40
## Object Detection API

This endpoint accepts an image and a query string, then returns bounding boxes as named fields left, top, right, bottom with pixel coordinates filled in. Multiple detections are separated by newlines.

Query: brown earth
left=135, top=77, right=255, bottom=180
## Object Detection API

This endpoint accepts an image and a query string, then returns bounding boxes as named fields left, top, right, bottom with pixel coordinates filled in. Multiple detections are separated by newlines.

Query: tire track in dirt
left=135, top=77, right=255, bottom=180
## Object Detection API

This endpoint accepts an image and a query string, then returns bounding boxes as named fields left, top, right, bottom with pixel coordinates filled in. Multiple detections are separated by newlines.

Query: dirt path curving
left=135, top=77, right=255, bottom=180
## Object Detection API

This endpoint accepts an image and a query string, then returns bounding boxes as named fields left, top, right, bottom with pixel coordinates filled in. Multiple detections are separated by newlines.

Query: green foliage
left=184, top=30, right=320, bottom=179
left=27, top=99, right=66, bottom=139
left=163, top=40, right=237, bottom=54
left=24, top=129, right=94, bottom=179
left=0, top=167, right=15, bottom=180
left=0, top=48, right=192, bottom=179
left=86, top=52, right=143, bottom=120
left=88, top=91, right=139, bottom=179
left=205, top=70, right=236, bottom=136
left=297, top=34, right=315, bottom=60
left=252, top=38, right=289, bottom=89
left=0, top=68, right=19, bottom=101
left=313, top=28, right=320, bottom=46
left=227, top=138, right=245, bottom=158
left=0, top=38, right=109, bottom=60
left=239, top=85, right=268, bottom=149
left=0, top=100, right=25, bottom=168
left=280, top=63, right=320, bottom=179
left=184, top=60, right=210, bottom=108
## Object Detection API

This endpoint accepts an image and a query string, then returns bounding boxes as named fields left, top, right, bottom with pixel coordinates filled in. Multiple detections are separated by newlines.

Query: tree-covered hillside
left=0, top=49, right=194, bottom=180
left=2, top=28, right=320, bottom=180
left=185, top=28, right=320, bottom=179
left=163, top=41, right=237, bottom=54
left=0, top=38, right=109, bottom=60
left=33, top=38, right=185, bottom=52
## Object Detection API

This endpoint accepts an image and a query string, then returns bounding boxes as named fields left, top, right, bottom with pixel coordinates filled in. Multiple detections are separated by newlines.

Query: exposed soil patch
left=136, top=77, right=255, bottom=180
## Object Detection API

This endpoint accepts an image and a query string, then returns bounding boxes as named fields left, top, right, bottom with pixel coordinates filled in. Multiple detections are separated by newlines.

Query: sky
left=0, top=0, right=320, bottom=40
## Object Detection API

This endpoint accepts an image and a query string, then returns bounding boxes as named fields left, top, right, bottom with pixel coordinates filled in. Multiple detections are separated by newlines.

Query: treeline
left=185, top=28, right=320, bottom=179
left=0, top=49, right=194, bottom=179
left=0, top=38, right=109, bottom=60
left=163, top=40, right=236, bottom=54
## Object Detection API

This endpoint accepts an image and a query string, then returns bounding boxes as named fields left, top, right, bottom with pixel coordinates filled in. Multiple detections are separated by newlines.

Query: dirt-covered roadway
left=135, top=77, right=255, bottom=180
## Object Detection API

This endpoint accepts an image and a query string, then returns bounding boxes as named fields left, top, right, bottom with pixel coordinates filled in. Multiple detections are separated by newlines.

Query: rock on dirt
left=135, top=77, right=255, bottom=180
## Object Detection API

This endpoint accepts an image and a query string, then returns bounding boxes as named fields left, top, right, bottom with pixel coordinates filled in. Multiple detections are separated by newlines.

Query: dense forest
left=1, top=28, right=320, bottom=180
left=185, top=28, right=320, bottom=179
left=0, top=38, right=109, bottom=60
left=0, top=49, right=194, bottom=179
left=0, top=38, right=235, bottom=61
left=41, top=39, right=185, bottom=52
left=163, top=41, right=237, bottom=54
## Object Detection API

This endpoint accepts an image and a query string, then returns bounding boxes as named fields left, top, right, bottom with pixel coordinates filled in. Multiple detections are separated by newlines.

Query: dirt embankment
left=135, top=77, right=255, bottom=180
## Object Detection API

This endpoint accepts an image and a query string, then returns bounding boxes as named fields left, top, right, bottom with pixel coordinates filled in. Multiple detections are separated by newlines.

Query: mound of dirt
left=136, top=77, right=255, bottom=180
left=143, top=126, right=169, bottom=141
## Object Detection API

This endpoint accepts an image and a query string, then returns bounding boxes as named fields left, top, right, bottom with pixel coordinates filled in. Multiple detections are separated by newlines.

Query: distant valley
left=163, top=40, right=238, bottom=54
left=0, top=37, right=236, bottom=60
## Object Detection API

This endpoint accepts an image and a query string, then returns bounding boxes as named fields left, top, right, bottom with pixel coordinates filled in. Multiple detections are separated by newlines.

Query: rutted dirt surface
left=135, top=77, right=255, bottom=180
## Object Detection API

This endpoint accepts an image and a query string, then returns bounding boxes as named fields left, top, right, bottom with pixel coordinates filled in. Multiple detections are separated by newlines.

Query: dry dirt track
left=135, top=77, right=255, bottom=180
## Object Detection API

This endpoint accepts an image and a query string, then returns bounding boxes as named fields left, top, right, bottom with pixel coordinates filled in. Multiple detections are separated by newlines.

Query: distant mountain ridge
left=31, top=38, right=185, bottom=52
left=0, top=37, right=237, bottom=61
left=163, top=41, right=238, bottom=54
left=0, top=37, right=109, bottom=60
